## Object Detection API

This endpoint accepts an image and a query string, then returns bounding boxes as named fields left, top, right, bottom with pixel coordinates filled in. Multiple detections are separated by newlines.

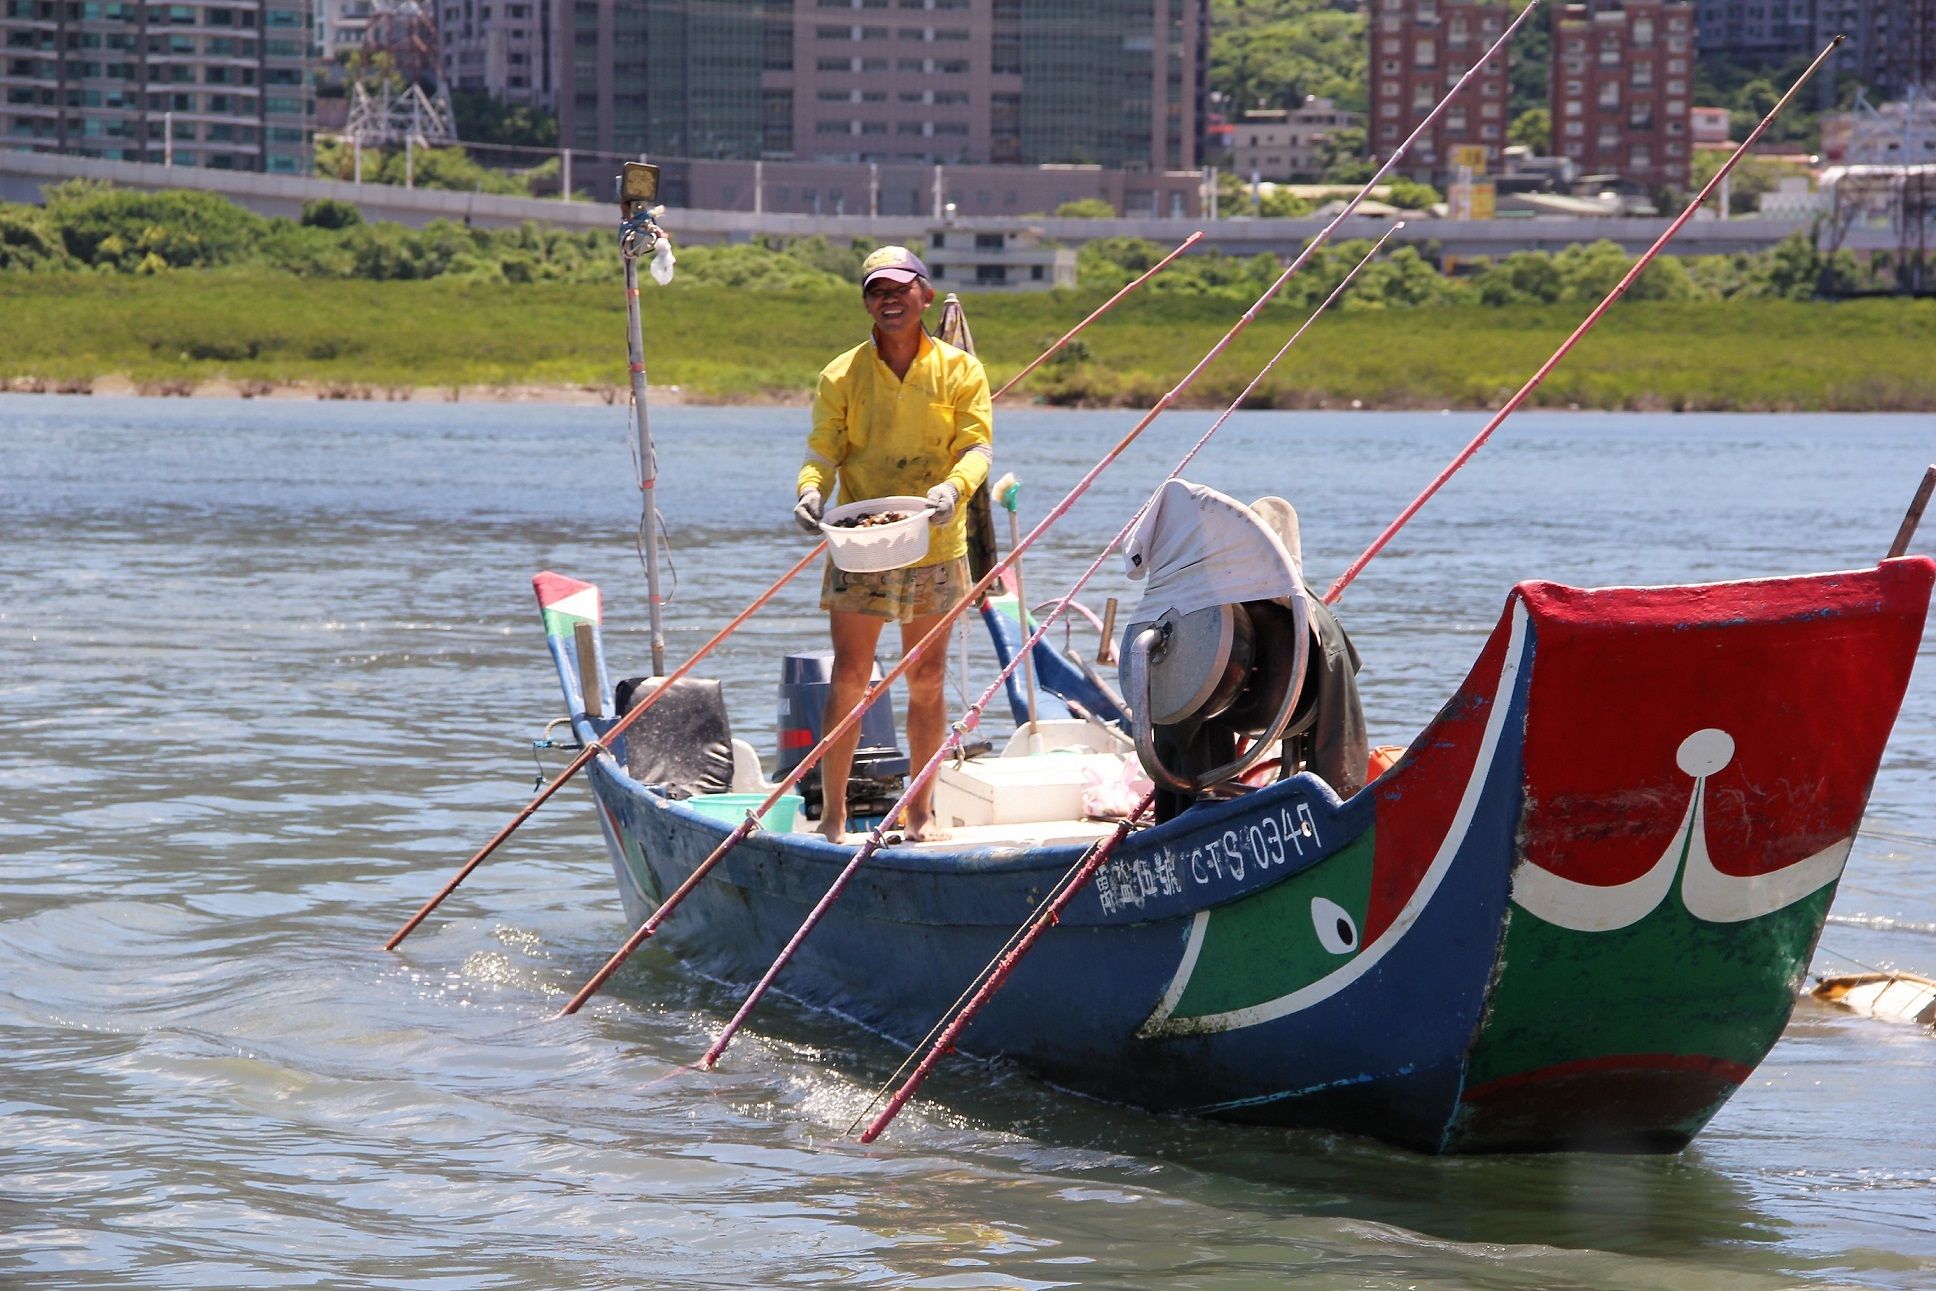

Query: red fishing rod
left=858, top=790, right=1156, bottom=1143
left=554, top=3, right=1538, bottom=1015
left=383, top=540, right=825, bottom=952
left=699, top=227, right=1403, bottom=1067
left=1324, top=34, right=1846, bottom=607
left=384, top=231, right=1206, bottom=953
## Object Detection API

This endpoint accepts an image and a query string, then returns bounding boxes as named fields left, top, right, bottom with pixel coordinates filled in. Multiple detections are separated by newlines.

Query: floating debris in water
left=1812, top=971, right=1936, bottom=1028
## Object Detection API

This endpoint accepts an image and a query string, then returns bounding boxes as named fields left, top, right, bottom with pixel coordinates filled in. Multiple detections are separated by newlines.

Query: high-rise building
left=1549, top=0, right=1693, bottom=192
left=0, top=0, right=314, bottom=171
left=1365, top=0, right=1512, bottom=185
left=439, top=0, right=553, bottom=108
left=557, top=0, right=1204, bottom=174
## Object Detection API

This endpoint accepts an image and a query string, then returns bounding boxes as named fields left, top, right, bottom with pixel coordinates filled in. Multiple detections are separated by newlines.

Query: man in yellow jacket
left=793, top=246, right=993, bottom=842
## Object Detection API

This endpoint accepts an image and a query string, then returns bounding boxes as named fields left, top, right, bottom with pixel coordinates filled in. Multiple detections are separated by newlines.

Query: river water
left=3, top=393, right=1934, bottom=1289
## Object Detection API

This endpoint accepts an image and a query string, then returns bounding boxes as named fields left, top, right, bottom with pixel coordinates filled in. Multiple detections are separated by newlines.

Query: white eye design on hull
left=1312, top=897, right=1359, bottom=955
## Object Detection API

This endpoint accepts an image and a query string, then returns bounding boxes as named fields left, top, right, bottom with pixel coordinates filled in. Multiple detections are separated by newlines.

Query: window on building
left=1598, top=83, right=1618, bottom=108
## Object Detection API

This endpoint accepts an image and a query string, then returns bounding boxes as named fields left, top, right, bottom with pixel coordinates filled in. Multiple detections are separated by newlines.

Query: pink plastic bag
left=1081, top=755, right=1154, bottom=820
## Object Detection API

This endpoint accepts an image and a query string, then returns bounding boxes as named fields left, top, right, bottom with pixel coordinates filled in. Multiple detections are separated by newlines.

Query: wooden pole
left=1887, top=465, right=1936, bottom=559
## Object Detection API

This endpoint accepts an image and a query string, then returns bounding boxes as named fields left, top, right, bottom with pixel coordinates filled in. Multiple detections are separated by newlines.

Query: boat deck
left=875, top=818, right=1120, bottom=852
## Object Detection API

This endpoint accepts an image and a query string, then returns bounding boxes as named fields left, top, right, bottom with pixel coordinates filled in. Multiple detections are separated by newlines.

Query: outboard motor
left=777, top=652, right=911, bottom=821
left=1118, top=480, right=1311, bottom=822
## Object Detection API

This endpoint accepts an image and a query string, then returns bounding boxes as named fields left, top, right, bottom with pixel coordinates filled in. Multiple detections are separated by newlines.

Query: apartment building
left=438, top=0, right=550, bottom=108
left=1549, top=0, right=1694, bottom=192
left=1229, top=96, right=1361, bottom=181
left=1365, top=0, right=1511, bottom=185
left=318, top=0, right=371, bottom=61
left=558, top=0, right=1204, bottom=174
left=1, top=0, right=313, bottom=171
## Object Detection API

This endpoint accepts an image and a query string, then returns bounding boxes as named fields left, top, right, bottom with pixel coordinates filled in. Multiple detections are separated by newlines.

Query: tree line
left=0, top=181, right=1896, bottom=301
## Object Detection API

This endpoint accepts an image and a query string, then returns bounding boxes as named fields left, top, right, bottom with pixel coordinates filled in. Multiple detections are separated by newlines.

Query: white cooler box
left=932, top=753, right=1134, bottom=829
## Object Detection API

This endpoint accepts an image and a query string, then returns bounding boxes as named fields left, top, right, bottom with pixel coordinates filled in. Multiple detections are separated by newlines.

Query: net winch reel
left=1117, top=481, right=1312, bottom=797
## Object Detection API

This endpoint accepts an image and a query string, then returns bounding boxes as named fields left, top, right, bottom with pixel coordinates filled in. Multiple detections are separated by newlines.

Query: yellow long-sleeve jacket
left=797, top=331, right=994, bottom=568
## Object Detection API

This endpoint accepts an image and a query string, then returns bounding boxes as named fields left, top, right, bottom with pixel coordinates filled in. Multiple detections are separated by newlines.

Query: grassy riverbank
left=5, top=272, right=1935, bottom=411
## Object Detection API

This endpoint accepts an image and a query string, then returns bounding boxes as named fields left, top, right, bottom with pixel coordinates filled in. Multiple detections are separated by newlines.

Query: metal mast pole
left=618, top=162, right=670, bottom=675
left=624, top=254, right=665, bottom=676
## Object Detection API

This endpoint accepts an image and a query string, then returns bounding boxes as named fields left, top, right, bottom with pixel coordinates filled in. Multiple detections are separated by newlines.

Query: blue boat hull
left=535, top=558, right=1936, bottom=1153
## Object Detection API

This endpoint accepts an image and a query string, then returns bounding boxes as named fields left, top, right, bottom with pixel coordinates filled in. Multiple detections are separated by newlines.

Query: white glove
left=793, top=488, right=824, bottom=534
left=926, top=482, right=959, bottom=527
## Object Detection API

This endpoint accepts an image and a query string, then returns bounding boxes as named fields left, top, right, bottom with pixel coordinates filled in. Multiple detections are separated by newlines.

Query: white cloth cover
left=1123, top=479, right=1303, bottom=620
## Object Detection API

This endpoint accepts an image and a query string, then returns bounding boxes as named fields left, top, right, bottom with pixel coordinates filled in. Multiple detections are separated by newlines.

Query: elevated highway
left=3, top=149, right=1870, bottom=260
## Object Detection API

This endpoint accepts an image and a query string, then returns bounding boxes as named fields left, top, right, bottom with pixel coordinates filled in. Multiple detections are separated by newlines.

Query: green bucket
left=686, top=792, right=804, bottom=833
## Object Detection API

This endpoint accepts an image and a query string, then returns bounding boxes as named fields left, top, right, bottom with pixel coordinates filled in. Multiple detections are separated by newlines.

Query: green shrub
left=301, top=198, right=363, bottom=230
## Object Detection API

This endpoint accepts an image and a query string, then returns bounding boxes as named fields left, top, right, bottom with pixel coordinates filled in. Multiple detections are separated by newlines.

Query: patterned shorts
left=821, top=556, right=971, bottom=622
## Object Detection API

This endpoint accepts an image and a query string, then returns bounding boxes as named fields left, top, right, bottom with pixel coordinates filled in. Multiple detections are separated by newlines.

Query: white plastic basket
left=820, top=495, right=935, bottom=572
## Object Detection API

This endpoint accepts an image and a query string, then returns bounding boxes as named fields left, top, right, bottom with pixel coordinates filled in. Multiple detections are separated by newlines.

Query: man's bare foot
left=815, top=817, right=850, bottom=844
left=899, top=813, right=952, bottom=843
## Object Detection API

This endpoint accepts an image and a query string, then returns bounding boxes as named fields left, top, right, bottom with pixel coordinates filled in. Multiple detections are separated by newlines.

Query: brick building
left=1549, top=0, right=1694, bottom=193
left=0, top=0, right=314, bottom=171
left=1366, top=0, right=1511, bottom=186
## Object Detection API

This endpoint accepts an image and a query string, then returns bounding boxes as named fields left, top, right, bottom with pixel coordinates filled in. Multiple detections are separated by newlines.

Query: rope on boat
left=529, top=717, right=582, bottom=788
left=1816, top=944, right=1895, bottom=976
left=558, top=3, right=1542, bottom=1015
left=699, top=230, right=1407, bottom=1068
left=635, top=493, right=680, bottom=609
left=1861, top=825, right=1936, bottom=851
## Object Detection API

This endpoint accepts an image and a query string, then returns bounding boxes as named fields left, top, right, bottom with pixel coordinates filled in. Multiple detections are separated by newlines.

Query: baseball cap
left=860, top=245, right=930, bottom=289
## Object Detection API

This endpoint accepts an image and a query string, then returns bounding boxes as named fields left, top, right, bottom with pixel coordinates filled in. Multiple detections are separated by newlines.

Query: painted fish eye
left=1311, top=897, right=1359, bottom=955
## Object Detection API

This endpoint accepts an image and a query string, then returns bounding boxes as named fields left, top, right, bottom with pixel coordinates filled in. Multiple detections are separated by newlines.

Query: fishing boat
left=534, top=530, right=1934, bottom=1153
left=408, top=53, right=1936, bottom=1153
